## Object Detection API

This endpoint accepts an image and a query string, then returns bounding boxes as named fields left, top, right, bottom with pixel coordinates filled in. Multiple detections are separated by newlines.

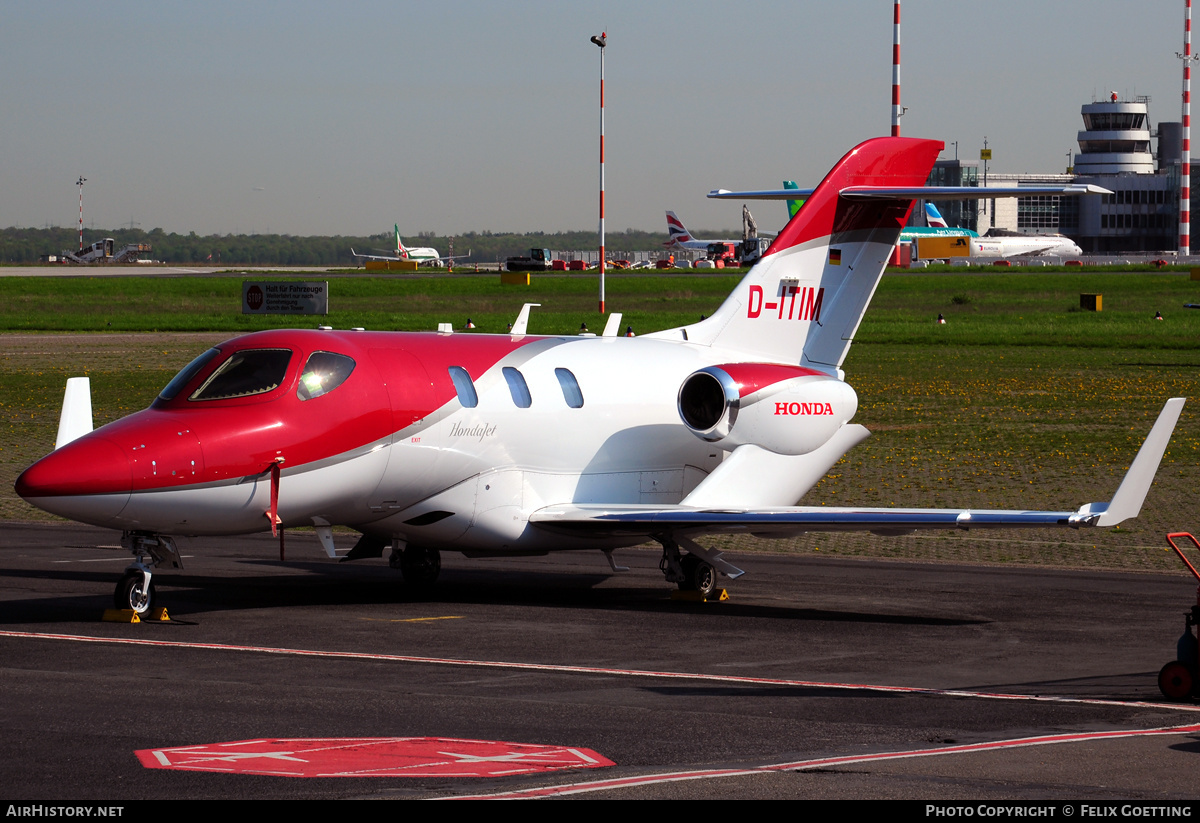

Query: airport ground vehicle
left=505, top=248, right=553, bottom=272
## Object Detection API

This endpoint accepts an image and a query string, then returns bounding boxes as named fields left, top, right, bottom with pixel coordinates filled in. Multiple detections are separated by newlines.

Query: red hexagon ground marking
left=136, top=737, right=615, bottom=778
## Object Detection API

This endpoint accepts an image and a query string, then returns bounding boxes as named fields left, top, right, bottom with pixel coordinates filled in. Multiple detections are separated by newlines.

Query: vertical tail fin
left=924, top=202, right=949, bottom=227
left=664, top=211, right=693, bottom=247
left=395, top=224, right=410, bottom=258
left=783, top=180, right=805, bottom=218
left=55, top=377, right=93, bottom=449
left=678, top=137, right=943, bottom=370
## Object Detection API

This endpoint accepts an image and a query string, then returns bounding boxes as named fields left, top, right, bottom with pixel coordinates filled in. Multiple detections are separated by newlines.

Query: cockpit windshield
left=158, top=348, right=222, bottom=402
left=189, top=349, right=293, bottom=401
left=297, top=352, right=355, bottom=400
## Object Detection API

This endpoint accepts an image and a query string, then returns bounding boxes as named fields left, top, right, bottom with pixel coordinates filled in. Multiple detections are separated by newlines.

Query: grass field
left=2, top=271, right=1198, bottom=574
left=4, top=270, right=1200, bottom=346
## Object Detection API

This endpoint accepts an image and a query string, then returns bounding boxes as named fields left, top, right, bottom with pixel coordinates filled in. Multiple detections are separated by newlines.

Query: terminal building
left=923, top=95, right=1184, bottom=255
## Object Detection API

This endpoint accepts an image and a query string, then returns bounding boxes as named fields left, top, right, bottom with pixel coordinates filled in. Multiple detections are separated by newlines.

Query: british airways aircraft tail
left=664, top=211, right=696, bottom=248
left=672, top=137, right=942, bottom=373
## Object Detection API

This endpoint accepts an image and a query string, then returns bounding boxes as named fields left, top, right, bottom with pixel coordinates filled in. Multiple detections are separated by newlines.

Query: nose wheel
left=115, top=571, right=156, bottom=616
left=113, top=531, right=180, bottom=618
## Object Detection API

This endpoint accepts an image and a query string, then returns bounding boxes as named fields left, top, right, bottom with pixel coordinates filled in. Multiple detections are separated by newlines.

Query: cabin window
left=503, top=367, right=532, bottom=408
left=298, top=352, right=356, bottom=400
left=448, top=366, right=478, bottom=408
left=190, top=349, right=293, bottom=401
left=555, top=368, right=584, bottom=408
left=158, top=348, right=221, bottom=401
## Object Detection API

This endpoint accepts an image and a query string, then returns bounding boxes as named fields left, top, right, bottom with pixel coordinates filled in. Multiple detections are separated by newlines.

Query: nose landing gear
left=112, top=531, right=181, bottom=619
left=115, top=569, right=156, bottom=615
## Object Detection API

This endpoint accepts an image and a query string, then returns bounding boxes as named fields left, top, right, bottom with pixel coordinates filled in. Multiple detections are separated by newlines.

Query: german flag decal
left=829, top=248, right=842, bottom=265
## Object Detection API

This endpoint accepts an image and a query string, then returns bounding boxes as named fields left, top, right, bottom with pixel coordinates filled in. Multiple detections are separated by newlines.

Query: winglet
left=55, top=377, right=93, bottom=449
left=1073, top=398, right=1186, bottom=527
left=511, top=303, right=541, bottom=335
left=602, top=312, right=624, bottom=337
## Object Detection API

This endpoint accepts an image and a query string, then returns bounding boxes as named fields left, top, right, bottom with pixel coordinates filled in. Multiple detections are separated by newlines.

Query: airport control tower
left=1074, top=94, right=1155, bottom=174
left=1069, top=94, right=1178, bottom=252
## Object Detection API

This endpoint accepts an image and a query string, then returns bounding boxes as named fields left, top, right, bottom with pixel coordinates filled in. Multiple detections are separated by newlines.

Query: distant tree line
left=0, top=226, right=733, bottom=266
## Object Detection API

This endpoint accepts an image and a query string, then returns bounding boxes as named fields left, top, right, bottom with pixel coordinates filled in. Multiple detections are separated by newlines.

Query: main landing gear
left=389, top=539, right=441, bottom=588
left=658, top=535, right=727, bottom=599
left=114, top=531, right=182, bottom=617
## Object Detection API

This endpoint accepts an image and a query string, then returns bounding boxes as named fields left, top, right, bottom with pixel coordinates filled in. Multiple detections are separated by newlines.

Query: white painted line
left=52, top=558, right=134, bottom=564
left=455, top=723, right=1200, bottom=799
left=2, top=629, right=1196, bottom=714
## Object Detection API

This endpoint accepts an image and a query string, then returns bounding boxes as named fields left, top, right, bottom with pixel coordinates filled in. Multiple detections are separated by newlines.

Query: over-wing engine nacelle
left=677, top=363, right=858, bottom=455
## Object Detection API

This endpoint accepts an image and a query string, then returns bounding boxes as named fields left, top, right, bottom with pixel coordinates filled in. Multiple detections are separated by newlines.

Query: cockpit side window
left=298, top=351, right=356, bottom=400
left=158, top=348, right=222, bottom=402
left=190, top=349, right=293, bottom=401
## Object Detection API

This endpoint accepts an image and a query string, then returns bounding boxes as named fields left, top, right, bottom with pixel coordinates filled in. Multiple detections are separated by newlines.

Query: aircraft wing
left=708, top=187, right=815, bottom=200
left=350, top=248, right=401, bottom=262
left=531, top=503, right=1085, bottom=538
left=425, top=250, right=472, bottom=265
left=707, top=185, right=1111, bottom=201
left=530, top=397, right=1185, bottom=539
left=1022, top=244, right=1063, bottom=257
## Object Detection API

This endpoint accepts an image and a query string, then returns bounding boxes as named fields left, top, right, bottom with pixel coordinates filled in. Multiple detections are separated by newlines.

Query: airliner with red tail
left=16, top=137, right=1184, bottom=614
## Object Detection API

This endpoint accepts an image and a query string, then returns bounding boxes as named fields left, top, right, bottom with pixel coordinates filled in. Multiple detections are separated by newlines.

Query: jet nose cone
left=15, top=435, right=132, bottom=526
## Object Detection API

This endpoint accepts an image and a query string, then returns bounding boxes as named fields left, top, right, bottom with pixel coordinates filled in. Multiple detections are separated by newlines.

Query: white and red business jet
left=16, top=137, right=1184, bottom=614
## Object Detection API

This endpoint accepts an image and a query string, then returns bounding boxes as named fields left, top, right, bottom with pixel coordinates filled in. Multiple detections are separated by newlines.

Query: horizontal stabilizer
left=708, top=184, right=1112, bottom=201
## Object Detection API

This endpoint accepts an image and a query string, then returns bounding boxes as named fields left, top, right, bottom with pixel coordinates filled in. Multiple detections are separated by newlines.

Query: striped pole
left=1182, top=0, right=1194, bottom=256
left=891, top=2, right=901, bottom=137
left=76, top=176, right=86, bottom=251
left=591, top=32, right=607, bottom=314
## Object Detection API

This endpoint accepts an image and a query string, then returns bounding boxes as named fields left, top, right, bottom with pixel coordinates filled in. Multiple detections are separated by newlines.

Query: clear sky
left=0, top=1, right=1188, bottom=238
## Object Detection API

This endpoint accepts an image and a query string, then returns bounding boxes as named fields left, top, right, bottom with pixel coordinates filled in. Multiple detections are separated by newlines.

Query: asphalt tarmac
left=3, top=521, right=1200, bottom=801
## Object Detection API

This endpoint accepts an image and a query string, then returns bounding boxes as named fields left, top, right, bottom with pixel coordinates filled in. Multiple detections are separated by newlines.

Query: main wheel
left=1159, top=661, right=1195, bottom=700
left=679, top=554, right=718, bottom=598
left=114, top=572, right=156, bottom=615
left=399, top=546, right=441, bottom=587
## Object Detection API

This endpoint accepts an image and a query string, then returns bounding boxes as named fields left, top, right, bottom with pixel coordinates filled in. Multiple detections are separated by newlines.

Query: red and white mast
left=76, top=175, right=86, bottom=251
left=591, top=31, right=607, bottom=313
left=1180, top=1, right=1195, bottom=256
left=891, top=2, right=901, bottom=137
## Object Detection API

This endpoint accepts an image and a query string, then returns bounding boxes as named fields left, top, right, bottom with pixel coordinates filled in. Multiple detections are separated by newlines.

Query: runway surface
left=0, top=265, right=332, bottom=277
left=2, top=521, right=1199, bottom=800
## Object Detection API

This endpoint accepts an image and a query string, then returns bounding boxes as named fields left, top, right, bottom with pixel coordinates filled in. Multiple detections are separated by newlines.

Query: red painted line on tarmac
left=3, top=629, right=1199, bottom=715
left=455, top=723, right=1200, bottom=799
